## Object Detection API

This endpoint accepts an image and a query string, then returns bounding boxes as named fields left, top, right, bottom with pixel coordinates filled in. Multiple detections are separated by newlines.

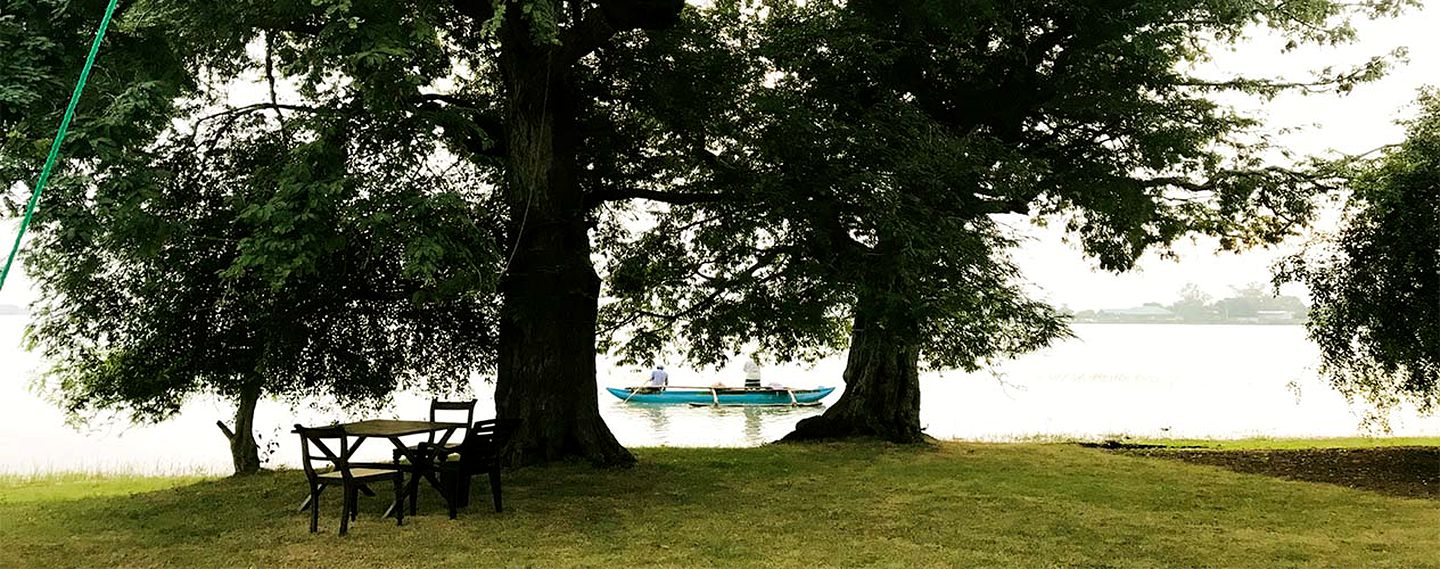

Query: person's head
left=656, top=365, right=664, bottom=370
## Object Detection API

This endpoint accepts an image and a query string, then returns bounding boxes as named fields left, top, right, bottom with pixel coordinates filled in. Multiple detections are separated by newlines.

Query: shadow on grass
left=13, top=442, right=927, bottom=541
left=1114, top=446, right=1439, bottom=500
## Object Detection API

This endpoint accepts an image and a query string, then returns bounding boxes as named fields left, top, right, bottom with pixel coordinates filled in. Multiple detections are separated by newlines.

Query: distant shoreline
left=1071, top=320, right=1305, bottom=326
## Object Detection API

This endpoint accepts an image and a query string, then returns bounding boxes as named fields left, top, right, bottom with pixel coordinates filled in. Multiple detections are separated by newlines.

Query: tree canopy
left=0, top=0, right=1418, bottom=463
left=1277, top=90, right=1440, bottom=417
left=2, top=0, right=704, bottom=466
left=600, top=0, right=1403, bottom=442
left=19, top=96, right=501, bottom=473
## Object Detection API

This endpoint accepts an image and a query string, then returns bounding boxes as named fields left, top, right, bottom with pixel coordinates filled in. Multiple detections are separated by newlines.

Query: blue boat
left=606, top=386, right=836, bottom=406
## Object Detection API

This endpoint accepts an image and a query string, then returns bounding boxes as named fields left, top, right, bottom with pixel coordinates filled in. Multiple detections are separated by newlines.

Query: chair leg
left=448, top=471, right=459, bottom=520
left=409, top=478, right=418, bottom=515
left=489, top=469, right=502, bottom=513
left=393, top=473, right=405, bottom=527
left=446, top=469, right=472, bottom=508
left=339, top=487, right=352, bottom=536
left=309, top=485, right=321, bottom=534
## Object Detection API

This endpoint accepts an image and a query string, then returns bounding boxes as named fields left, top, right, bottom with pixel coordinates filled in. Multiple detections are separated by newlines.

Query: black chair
left=295, top=424, right=406, bottom=535
left=421, top=418, right=521, bottom=519
left=396, top=399, right=477, bottom=464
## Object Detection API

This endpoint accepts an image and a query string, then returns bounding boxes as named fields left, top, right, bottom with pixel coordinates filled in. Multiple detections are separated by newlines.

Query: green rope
left=0, top=0, right=121, bottom=291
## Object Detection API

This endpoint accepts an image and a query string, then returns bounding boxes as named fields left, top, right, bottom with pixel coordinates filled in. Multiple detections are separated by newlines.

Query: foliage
left=20, top=105, right=501, bottom=425
left=600, top=0, right=1393, bottom=376
left=2, top=0, right=516, bottom=424
left=1, top=0, right=704, bottom=464
left=0, top=0, right=1418, bottom=451
left=1277, top=91, right=1440, bottom=415
left=1, top=0, right=189, bottom=206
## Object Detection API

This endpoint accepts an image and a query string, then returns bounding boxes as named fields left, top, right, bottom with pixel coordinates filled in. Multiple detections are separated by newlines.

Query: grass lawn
left=1, top=441, right=1436, bottom=568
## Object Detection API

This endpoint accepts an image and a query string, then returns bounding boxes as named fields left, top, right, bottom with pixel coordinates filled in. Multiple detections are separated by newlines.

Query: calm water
left=1, top=315, right=1436, bottom=475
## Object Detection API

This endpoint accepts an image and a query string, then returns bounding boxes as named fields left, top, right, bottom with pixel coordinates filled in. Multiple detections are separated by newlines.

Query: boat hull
left=606, top=387, right=835, bottom=405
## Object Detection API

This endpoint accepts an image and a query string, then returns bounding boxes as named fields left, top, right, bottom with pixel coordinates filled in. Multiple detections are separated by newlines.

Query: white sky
left=3, top=2, right=1438, bottom=310
left=1011, top=1, right=1440, bottom=310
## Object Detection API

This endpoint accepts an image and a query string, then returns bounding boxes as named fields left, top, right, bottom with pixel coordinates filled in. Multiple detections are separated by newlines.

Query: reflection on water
left=605, top=402, right=826, bottom=447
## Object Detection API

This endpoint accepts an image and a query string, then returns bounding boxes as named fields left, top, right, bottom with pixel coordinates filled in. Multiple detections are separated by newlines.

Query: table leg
left=385, top=432, right=459, bottom=517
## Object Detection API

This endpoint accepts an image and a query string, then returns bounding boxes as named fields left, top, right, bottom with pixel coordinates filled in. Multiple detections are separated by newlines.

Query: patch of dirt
left=1116, top=446, right=1439, bottom=500
left=1079, top=441, right=1205, bottom=450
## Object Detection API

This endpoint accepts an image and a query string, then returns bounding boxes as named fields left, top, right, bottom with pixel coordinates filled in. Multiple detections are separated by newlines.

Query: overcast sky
left=1010, top=2, right=1439, bottom=309
left=2, top=2, right=1438, bottom=310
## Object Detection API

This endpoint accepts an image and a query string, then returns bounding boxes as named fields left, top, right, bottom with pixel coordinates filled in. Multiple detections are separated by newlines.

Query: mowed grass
left=1, top=442, right=1436, bottom=568
left=0, top=473, right=205, bottom=504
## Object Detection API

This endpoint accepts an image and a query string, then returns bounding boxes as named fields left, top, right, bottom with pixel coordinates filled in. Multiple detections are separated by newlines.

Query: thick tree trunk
left=225, top=383, right=262, bottom=475
left=784, top=287, right=926, bottom=444
left=493, top=24, right=633, bottom=467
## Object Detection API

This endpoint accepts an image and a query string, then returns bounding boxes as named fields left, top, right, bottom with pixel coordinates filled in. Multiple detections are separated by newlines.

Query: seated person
left=743, top=355, right=762, bottom=389
left=646, top=365, right=669, bottom=391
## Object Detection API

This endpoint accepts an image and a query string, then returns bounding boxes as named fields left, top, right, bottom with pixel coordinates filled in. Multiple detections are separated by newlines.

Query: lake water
left=1, top=315, right=1436, bottom=475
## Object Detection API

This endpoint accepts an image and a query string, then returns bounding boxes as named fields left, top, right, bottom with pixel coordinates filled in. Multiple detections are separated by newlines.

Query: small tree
left=1277, top=91, right=1440, bottom=416
left=22, top=110, right=500, bottom=475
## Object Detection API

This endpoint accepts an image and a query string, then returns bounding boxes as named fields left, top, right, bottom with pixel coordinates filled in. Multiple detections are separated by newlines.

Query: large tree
left=1277, top=90, right=1440, bottom=418
left=2, top=0, right=729, bottom=466
left=601, top=0, right=1399, bottom=442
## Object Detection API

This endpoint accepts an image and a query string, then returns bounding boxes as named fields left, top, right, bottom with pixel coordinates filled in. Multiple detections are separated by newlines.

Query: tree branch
left=974, top=197, right=1032, bottom=216
left=561, top=0, right=686, bottom=64
left=451, top=0, right=496, bottom=24
left=417, top=94, right=506, bottom=158
left=562, top=7, right=618, bottom=64
left=587, top=187, right=730, bottom=207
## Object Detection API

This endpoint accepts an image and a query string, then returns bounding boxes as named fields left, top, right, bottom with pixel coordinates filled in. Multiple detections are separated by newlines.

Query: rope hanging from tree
left=0, top=0, right=121, bottom=290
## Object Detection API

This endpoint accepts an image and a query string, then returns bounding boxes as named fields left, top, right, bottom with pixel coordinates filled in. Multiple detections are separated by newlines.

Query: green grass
left=0, top=473, right=204, bottom=504
left=1, top=442, right=1436, bottom=568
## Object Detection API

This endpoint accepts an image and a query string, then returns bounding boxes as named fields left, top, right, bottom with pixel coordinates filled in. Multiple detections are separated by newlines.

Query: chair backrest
left=428, top=399, right=477, bottom=443
left=457, top=418, right=521, bottom=473
left=295, top=424, right=352, bottom=483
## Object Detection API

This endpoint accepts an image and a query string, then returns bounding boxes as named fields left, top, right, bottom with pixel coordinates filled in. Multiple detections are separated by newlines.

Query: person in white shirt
left=743, top=356, right=762, bottom=389
left=648, top=365, right=670, bottom=390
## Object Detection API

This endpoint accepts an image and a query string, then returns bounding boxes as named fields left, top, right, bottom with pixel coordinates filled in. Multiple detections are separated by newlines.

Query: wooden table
left=295, top=419, right=466, bottom=516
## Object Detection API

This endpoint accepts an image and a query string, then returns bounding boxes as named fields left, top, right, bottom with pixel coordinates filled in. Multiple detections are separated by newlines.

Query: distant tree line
left=1072, top=284, right=1310, bottom=324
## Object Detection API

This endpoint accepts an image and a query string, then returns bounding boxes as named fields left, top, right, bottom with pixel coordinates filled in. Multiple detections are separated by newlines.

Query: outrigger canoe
left=607, top=386, right=836, bottom=406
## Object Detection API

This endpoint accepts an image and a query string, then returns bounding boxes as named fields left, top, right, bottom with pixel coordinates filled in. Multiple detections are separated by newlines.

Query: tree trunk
left=493, top=22, right=633, bottom=467
left=784, top=286, right=926, bottom=444
left=227, top=382, right=262, bottom=475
